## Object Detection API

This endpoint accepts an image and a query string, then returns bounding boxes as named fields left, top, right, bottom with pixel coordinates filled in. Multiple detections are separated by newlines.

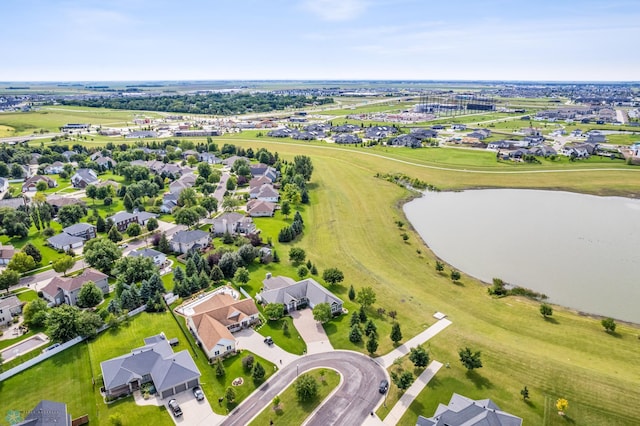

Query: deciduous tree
left=77, top=281, right=103, bottom=308
left=313, top=302, right=332, bottom=323
left=52, top=255, right=75, bottom=276
left=295, top=374, right=318, bottom=402
left=459, top=347, right=483, bottom=370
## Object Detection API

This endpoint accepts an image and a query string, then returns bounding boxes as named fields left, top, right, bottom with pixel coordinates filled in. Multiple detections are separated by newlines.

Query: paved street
left=221, top=351, right=386, bottom=426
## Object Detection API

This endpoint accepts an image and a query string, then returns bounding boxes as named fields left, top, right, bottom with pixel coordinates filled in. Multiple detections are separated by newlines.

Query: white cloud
left=302, top=0, right=369, bottom=21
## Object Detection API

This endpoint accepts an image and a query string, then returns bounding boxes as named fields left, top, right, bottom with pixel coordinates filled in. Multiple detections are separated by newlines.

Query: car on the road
left=168, top=399, right=182, bottom=417
left=119, top=243, right=128, bottom=249
left=264, top=336, right=274, bottom=346
left=379, top=379, right=389, bottom=394
left=193, top=386, right=205, bottom=401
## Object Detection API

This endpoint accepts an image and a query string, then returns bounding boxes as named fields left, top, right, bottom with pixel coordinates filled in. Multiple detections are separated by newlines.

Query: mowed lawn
left=210, top=136, right=640, bottom=425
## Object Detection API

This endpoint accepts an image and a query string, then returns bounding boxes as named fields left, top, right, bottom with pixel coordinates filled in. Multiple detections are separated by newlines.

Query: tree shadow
left=543, top=316, right=559, bottom=325
left=561, top=414, right=576, bottom=424
left=606, top=330, right=623, bottom=339
left=452, top=280, right=465, bottom=287
left=427, top=376, right=442, bottom=390
left=466, top=370, right=492, bottom=389
left=524, top=399, right=536, bottom=409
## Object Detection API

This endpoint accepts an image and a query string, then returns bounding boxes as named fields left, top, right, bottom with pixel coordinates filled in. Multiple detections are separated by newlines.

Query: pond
left=404, top=189, right=640, bottom=324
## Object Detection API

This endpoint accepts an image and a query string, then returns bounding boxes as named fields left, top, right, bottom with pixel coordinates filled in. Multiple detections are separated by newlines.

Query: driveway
left=165, top=388, right=225, bottom=426
left=234, top=328, right=299, bottom=367
left=221, top=351, right=387, bottom=426
left=290, top=309, right=334, bottom=354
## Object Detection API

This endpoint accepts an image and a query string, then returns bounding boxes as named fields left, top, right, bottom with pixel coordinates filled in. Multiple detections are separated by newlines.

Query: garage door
left=187, top=379, right=199, bottom=388
left=161, top=389, right=174, bottom=399
left=174, top=383, right=187, bottom=394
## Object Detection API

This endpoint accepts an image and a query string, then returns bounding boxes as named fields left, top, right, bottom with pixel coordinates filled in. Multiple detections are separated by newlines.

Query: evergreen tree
left=350, top=311, right=360, bottom=327
left=252, top=362, right=266, bottom=382
left=364, top=319, right=377, bottom=338
left=210, top=265, right=224, bottom=283
left=349, top=324, right=363, bottom=343
left=215, top=358, right=225, bottom=377
left=96, top=215, right=106, bottom=233
left=158, top=233, right=171, bottom=253
left=348, top=285, right=356, bottom=301
left=108, top=226, right=123, bottom=243
left=390, top=322, right=403, bottom=344
left=366, top=335, right=379, bottom=355
left=358, top=305, right=367, bottom=323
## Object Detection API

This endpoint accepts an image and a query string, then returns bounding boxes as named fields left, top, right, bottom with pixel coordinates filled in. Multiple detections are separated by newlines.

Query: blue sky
left=2, top=0, right=639, bottom=81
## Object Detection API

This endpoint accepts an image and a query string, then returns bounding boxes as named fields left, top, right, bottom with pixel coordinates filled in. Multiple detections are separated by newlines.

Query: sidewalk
left=375, top=318, right=452, bottom=368
left=383, top=361, right=443, bottom=425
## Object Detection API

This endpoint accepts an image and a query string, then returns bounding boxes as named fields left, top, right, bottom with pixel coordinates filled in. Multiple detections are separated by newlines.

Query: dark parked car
left=193, top=386, right=205, bottom=401
left=168, top=399, right=183, bottom=417
left=379, top=379, right=389, bottom=394
left=264, top=336, right=274, bottom=346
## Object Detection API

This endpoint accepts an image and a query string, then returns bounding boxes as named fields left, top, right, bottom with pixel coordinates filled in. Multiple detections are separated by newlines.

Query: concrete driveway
left=290, top=309, right=334, bottom=354
left=164, top=388, right=226, bottom=426
left=234, top=328, right=299, bottom=367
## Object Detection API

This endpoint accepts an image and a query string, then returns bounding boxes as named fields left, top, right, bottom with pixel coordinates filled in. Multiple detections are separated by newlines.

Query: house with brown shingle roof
left=0, top=243, right=15, bottom=265
left=41, top=268, right=109, bottom=306
left=246, top=199, right=276, bottom=217
left=186, top=293, right=259, bottom=361
left=22, top=175, right=57, bottom=192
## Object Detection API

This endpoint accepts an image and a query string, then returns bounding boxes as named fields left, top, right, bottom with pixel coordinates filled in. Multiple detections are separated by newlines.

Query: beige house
left=41, top=268, right=109, bottom=306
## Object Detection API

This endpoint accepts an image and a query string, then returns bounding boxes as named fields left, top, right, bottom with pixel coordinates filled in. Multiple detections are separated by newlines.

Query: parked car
left=379, top=379, right=389, bottom=394
left=264, top=336, right=274, bottom=346
left=42, top=343, right=61, bottom=353
left=168, top=399, right=182, bottom=417
left=193, top=386, right=205, bottom=401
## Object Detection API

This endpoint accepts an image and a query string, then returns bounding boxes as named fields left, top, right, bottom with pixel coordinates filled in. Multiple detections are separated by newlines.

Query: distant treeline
left=60, top=93, right=334, bottom=115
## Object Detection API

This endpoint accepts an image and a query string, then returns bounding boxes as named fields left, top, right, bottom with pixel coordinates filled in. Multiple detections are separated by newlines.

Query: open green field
left=0, top=106, right=164, bottom=136
left=204, top=135, right=640, bottom=424
left=248, top=368, right=341, bottom=426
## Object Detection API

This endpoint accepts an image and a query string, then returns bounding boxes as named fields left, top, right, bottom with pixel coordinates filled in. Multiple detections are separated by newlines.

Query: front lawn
left=248, top=368, right=340, bottom=426
left=15, top=289, right=38, bottom=302
left=257, top=316, right=306, bottom=355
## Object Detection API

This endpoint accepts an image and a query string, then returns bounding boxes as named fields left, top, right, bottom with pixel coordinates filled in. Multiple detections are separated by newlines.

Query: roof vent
left=266, top=272, right=272, bottom=279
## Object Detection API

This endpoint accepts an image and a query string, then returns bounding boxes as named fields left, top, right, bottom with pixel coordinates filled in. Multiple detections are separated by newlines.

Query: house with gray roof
left=71, top=168, right=98, bottom=188
left=170, top=230, right=211, bottom=254
left=416, top=393, right=522, bottom=426
left=41, top=268, right=109, bottom=306
left=44, top=161, right=65, bottom=175
left=257, top=275, right=343, bottom=315
left=199, top=152, right=222, bottom=164
left=365, top=126, right=398, bottom=140
left=249, top=184, right=279, bottom=202
left=212, top=213, right=257, bottom=236
left=0, top=243, right=16, bottom=265
left=334, top=133, right=361, bottom=144
left=388, top=134, right=422, bottom=148
left=128, top=248, right=167, bottom=266
left=47, top=232, right=85, bottom=251
left=0, top=295, right=22, bottom=327
left=14, top=400, right=72, bottom=426
left=107, top=211, right=138, bottom=232
left=63, top=223, right=96, bottom=240
left=100, top=333, right=201, bottom=399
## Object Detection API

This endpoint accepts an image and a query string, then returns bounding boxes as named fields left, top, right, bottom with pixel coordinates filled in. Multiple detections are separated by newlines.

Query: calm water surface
left=404, top=189, right=640, bottom=323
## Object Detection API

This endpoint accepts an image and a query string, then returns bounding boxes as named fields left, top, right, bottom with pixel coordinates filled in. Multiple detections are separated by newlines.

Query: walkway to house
left=382, top=360, right=443, bottom=425
left=290, top=309, right=334, bottom=354
left=375, top=318, right=452, bottom=368
left=234, top=328, right=299, bottom=368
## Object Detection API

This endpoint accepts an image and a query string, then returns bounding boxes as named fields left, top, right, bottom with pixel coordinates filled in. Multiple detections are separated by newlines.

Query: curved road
left=221, top=351, right=386, bottom=426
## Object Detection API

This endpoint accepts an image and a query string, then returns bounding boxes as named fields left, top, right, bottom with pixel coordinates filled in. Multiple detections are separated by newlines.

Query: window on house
left=214, top=351, right=219, bottom=356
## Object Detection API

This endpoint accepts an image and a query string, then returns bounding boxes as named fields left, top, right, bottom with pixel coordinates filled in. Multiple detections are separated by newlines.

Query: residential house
left=63, top=222, right=97, bottom=240
left=22, top=175, right=57, bottom=192
left=0, top=177, right=7, bottom=194
left=71, top=168, right=98, bottom=188
left=331, top=124, right=359, bottom=133
left=14, top=400, right=72, bottom=426
left=257, top=275, right=343, bottom=315
left=100, top=333, right=201, bottom=399
left=364, top=126, right=398, bottom=140
left=530, top=145, right=557, bottom=157
left=186, top=293, right=259, bottom=361
left=46, top=195, right=85, bottom=214
left=466, top=129, right=491, bottom=140
left=170, top=229, right=211, bottom=254
left=410, top=128, right=438, bottom=140
left=135, top=211, right=158, bottom=227
left=0, top=295, right=22, bottom=327
left=181, top=149, right=199, bottom=159
left=570, top=129, right=584, bottom=137
left=416, top=393, right=522, bottom=426
left=246, top=199, right=276, bottom=217
left=304, top=123, right=331, bottom=132
left=174, top=130, right=220, bottom=137
left=47, top=233, right=84, bottom=251
left=249, top=184, right=279, bottom=202
left=199, top=152, right=222, bottom=164
left=95, top=156, right=116, bottom=169
left=292, top=131, right=323, bottom=140
left=169, top=173, right=196, bottom=195
left=587, top=132, right=606, bottom=144
left=128, top=247, right=167, bottom=266
left=388, top=134, right=422, bottom=148
left=334, top=133, right=361, bottom=144
left=212, top=213, right=257, bottom=236
left=0, top=243, right=15, bottom=265
left=107, top=211, right=139, bottom=232
left=44, top=161, right=65, bottom=174
left=126, top=131, right=158, bottom=139
left=160, top=193, right=178, bottom=213
left=451, top=124, right=467, bottom=131
left=62, top=150, right=77, bottom=161
left=250, top=164, right=278, bottom=182
left=41, top=268, right=109, bottom=306
left=222, top=156, right=250, bottom=168
left=487, top=141, right=515, bottom=150
left=249, top=176, right=272, bottom=189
